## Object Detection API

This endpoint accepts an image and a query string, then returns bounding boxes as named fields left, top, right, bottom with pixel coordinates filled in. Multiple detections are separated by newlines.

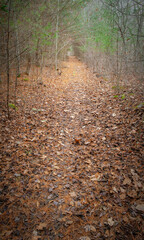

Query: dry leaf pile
left=0, top=57, right=144, bottom=239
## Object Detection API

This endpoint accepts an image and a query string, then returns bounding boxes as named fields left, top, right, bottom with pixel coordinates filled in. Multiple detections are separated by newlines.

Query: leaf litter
left=0, top=57, right=143, bottom=239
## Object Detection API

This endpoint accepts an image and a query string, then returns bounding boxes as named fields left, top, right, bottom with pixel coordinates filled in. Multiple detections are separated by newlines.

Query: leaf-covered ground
left=0, top=57, right=144, bottom=240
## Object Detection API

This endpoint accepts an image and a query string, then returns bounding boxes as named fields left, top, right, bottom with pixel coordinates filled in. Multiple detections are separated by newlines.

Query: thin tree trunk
left=135, top=5, right=144, bottom=73
left=116, top=30, right=120, bottom=93
left=38, top=50, right=44, bottom=84
left=14, top=13, right=20, bottom=106
left=14, top=13, right=20, bottom=77
left=14, top=64, right=18, bottom=106
left=6, top=0, right=12, bottom=119
left=55, top=0, right=59, bottom=70
left=36, top=38, right=40, bottom=67
left=26, top=53, right=31, bottom=75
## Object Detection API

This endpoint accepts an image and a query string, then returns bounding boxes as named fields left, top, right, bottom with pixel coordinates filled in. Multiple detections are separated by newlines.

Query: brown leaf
left=127, top=190, right=137, bottom=198
left=90, top=173, right=101, bottom=181
left=84, top=225, right=96, bottom=232
left=120, top=193, right=126, bottom=200
left=123, top=177, right=131, bottom=185
left=123, top=216, right=129, bottom=222
left=79, top=237, right=91, bottom=240
left=120, top=187, right=126, bottom=193
left=36, top=201, right=40, bottom=207
left=135, top=204, right=144, bottom=212
left=108, top=217, right=115, bottom=226
left=74, top=138, right=81, bottom=144
left=70, top=191, right=77, bottom=198
left=37, top=222, right=47, bottom=230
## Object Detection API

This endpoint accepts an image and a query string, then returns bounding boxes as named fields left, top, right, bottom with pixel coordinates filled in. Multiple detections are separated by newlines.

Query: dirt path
left=0, top=57, right=143, bottom=240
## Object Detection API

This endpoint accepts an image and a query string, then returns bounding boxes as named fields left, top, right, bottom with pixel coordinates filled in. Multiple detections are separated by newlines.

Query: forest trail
left=0, top=57, right=143, bottom=240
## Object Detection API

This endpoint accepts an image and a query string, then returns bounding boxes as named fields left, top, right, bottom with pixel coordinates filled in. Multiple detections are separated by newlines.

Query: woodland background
left=0, top=1, right=144, bottom=240
left=0, top=0, right=144, bottom=116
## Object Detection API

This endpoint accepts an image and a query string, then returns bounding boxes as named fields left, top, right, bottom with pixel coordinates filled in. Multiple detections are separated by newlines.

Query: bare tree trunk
left=6, top=0, right=12, bottom=119
left=14, top=13, right=20, bottom=106
left=55, top=0, right=59, bottom=70
left=26, top=53, right=31, bottom=75
left=14, top=13, right=20, bottom=77
left=116, top=30, right=120, bottom=93
left=35, top=38, right=40, bottom=66
left=135, top=4, right=144, bottom=73
left=38, top=50, right=44, bottom=84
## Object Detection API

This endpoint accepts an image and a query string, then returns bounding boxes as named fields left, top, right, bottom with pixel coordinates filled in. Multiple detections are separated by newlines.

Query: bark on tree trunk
left=55, top=0, right=59, bottom=71
left=26, top=53, right=31, bottom=75
left=36, top=38, right=40, bottom=67
left=14, top=13, right=20, bottom=77
left=6, top=0, right=12, bottom=119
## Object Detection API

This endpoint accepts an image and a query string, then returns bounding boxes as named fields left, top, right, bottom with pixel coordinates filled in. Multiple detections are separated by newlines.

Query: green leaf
left=121, top=94, right=125, bottom=99
left=114, top=95, right=119, bottom=98
left=8, top=103, right=18, bottom=110
left=0, top=5, right=8, bottom=12
left=32, top=108, right=37, bottom=111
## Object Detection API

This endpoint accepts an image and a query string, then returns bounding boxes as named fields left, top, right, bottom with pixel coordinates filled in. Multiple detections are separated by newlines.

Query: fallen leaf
left=70, top=192, right=77, bottom=198
left=105, top=230, right=110, bottom=237
left=41, top=119, right=47, bottom=122
left=90, top=173, right=101, bottom=181
left=2, top=230, right=13, bottom=237
left=123, top=216, right=129, bottom=222
left=37, top=222, right=47, bottom=230
left=127, top=190, right=137, bottom=198
left=32, top=237, right=42, bottom=240
left=65, top=220, right=73, bottom=225
left=7, top=230, right=13, bottom=237
left=113, top=187, right=118, bottom=193
left=75, top=138, right=81, bottom=144
left=79, top=237, right=91, bottom=240
left=123, top=177, right=131, bottom=185
left=135, top=204, right=144, bottom=212
left=120, top=193, right=126, bottom=200
left=120, top=187, right=126, bottom=193
left=135, top=181, right=142, bottom=188
left=32, top=230, right=38, bottom=236
left=108, top=217, right=115, bottom=226
left=102, top=136, right=106, bottom=141
left=14, top=173, right=21, bottom=177
left=84, top=225, right=96, bottom=232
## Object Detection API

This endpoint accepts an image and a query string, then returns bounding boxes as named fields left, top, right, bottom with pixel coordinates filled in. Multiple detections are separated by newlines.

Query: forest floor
left=0, top=56, right=144, bottom=240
